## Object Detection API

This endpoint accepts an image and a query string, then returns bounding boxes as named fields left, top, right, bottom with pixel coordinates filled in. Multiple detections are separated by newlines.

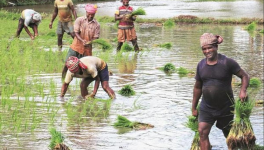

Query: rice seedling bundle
left=92, top=39, right=112, bottom=50
left=131, top=7, right=146, bottom=16
left=244, top=22, right=257, bottom=31
left=49, top=128, right=70, bottom=150
left=176, top=67, right=189, bottom=75
left=118, top=85, right=135, bottom=96
left=260, top=29, right=264, bottom=33
left=162, top=63, right=176, bottom=73
left=185, top=104, right=200, bottom=150
left=249, top=78, right=261, bottom=88
left=158, top=42, right=172, bottom=49
left=121, top=42, right=134, bottom=51
left=113, top=115, right=154, bottom=130
left=226, top=99, right=256, bottom=150
left=164, top=19, right=175, bottom=28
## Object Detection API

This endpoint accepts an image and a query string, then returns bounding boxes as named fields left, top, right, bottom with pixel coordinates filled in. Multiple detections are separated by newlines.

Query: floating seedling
left=118, top=85, right=136, bottom=96
left=260, top=29, right=264, bottom=33
left=49, top=128, right=70, bottom=150
left=92, top=38, right=112, bottom=50
left=160, top=63, right=176, bottom=74
left=249, top=77, right=261, bottom=88
left=226, top=98, right=256, bottom=150
left=244, top=22, right=257, bottom=31
left=176, top=67, right=189, bottom=76
left=156, top=42, right=172, bottom=49
left=113, top=115, right=154, bottom=130
left=120, top=42, right=134, bottom=52
left=163, top=19, right=175, bottom=28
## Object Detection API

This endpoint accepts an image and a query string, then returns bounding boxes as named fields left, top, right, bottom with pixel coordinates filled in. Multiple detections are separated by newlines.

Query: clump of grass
left=46, top=31, right=56, bottom=37
left=161, top=63, right=176, bottom=73
left=176, top=67, right=189, bottom=76
left=163, top=19, right=175, bottom=28
left=254, top=144, right=264, bottom=150
left=226, top=98, right=256, bottom=150
left=260, top=29, right=264, bottom=33
left=249, top=78, right=261, bottom=88
left=118, top=85, right=135, bottom=96
left=131, top=7, right=146, bottom=16
left=157, top=42, right=172, bottom=49
left=121, top=42, right=134, bottom=51
left=49, top=128, right=70, bottom=150
left=113, top=115, right=154, bottom=130
left=244, top=22, right=257, bottom=31
left=92, top=39, right=112, bottom=50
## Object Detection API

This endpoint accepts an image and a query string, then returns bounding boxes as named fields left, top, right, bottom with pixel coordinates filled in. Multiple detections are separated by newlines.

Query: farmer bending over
left=15, top=9, right=42, bottom=40
left=61, top=56, right=116, bottom=99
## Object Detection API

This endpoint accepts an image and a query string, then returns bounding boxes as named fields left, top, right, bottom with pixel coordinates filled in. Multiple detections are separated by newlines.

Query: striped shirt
left=117, top=6, right=134, bottom=29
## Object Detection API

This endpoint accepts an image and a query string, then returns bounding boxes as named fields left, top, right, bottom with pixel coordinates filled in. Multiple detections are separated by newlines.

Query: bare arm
left=24, top=26, right=34, bottom=40
left=92, top=76, right=100, bottom=96
left=115, top=14, right=123, bottom=21
left=60, top=82, right=69, bottom=97
left=235, top=69, right=249, bottom=101
left=49, top=7, right=58, bottom=29
left=70, top=5, right=77, bottom=20
left=75, top=32, right=86, bottom=45
left=192, top=80, right=203, bottom=117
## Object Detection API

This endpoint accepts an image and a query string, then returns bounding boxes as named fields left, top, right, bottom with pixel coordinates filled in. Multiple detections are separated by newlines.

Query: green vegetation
left=120, top=42, right=134, bottom=51
left=157, top=42, right=172, bottom=49
left=244, top=22, right=257, bottom=31
left=227, top=99, right=256, bottom=150
left=113, top=115, right=154, bottom=130
left=163, top=19, right=175, bottom=28
left=92, top=39, right=113, bottom=50
left=260, top=29, right=264, bottom=33
left=249, top=78, right=261, bottom=88
left=49, top=128, right=69, bottom=150
left=176, top=67, right=189, bottom=76
left=131, top=7, right=146, bottom=16
left=161, top=63, right=176, bottom=73
left=118, top=85, right=136, bottom=96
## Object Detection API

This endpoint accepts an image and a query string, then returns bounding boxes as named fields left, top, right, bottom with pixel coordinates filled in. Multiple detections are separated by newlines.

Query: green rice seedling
left=161, top=63, right=176, bottom=74
left=244, top=22, right=257, bottom=31
left=260, top=29, right=264, bottom=33
left=92, top=39, right=112, bottom=50
left=254, top=145, right=264, bottom=150
left=176, top=67, right=189, bottom=76
left=163, top=19, right=175, bottom=28
left=118, top=85, right=136, bottom=96
left=249, top=78, right=261, bottom=88
left=157, top=42, right=172, bottom=49
left=226, top=98, right=256, bottom=150
left=131, top=7, right=146, bottom=16
left=120, top=42, right=134, bottom=52
left=113, top=115, right=154, bottom=130
left=49, top=128, right=70, bottom=150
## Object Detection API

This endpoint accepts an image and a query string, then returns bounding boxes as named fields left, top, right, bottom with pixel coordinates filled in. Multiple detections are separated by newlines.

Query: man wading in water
left=192, top=33, right=249, bottom=150
left=115, top=0, right=140, bottom=52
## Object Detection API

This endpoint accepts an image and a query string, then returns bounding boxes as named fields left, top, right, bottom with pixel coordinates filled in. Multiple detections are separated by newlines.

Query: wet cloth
left=57, top=21, right=74, bottom=34
left=64, top=56, right=107, bottom=84
left=200, top=33, right=223, bottom=48
left=117, top=27, right=137, bottom=42
left=54, top=0, right=74, bottom=22
left=21, top=9, right=41, bottom=27
left=116, top=5, right=134, bottom=29
left=195, top=54, right=241, bottom=115
left=70, top=16, right=100, bottom=55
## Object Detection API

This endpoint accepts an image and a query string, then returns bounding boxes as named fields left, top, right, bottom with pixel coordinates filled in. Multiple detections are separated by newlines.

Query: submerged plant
left=49, top=128, right=70, bottom=150
left=118, top=85, right=136, bottom=96
left=164, top=19, right=175, bottom=28
left=121, top=42, right=134, bottom=51
left=244, top=22, right=257, bottom=31
left=113, top=115, right=154, bottom=130
left=92, top=39, right=112, bottom=50
left=226, top=99, right=256, bottom=150
left=249, top=77, right=261, bottom=88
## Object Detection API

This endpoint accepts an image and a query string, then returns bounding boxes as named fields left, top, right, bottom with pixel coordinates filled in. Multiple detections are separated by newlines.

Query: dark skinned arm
left=234, top=69, right=249, bottom=101
left=24, top=26, right=34, bottom=40
left=49, top=7, right=58, bottom=29
left=192, top=80, right=203, bottom=117
left=85, top=75, right=100, bottom=98
left=70, top=4, right=77, bottom=20
left=60, top=82, right=69, bottom=97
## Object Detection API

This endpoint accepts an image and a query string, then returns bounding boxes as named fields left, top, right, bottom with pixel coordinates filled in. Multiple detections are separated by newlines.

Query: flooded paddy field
left=0, top=18, right=263, bottom=150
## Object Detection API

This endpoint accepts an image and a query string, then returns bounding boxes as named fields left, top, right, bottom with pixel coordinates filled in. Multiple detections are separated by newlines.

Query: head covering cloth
left=33, top=13, right=42, bottom=21
left=200, top=33, right=223, bottom=48
left=85, top=4, right=97, bottom=14
left=66, top=56, right=88, bottom=73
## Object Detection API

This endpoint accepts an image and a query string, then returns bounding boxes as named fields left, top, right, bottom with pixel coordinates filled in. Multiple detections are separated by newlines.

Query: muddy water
left=0, top=23, right=263, bottom=150
left=3, top=0, right=264, bottom=19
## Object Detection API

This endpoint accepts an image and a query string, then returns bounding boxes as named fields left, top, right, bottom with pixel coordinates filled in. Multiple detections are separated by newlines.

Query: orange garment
left=117, top=27, right=137, bottom=42
left=70, top=16, right=100, bottom=55
left=54, top=0, right=74, bottom=22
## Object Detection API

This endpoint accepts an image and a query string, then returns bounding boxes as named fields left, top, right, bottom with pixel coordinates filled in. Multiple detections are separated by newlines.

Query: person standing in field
left=15, top=9, right=42, bottom=40
left=115, top=0, right=139, bottom=52
left=49, top=0, right=77, bottom=50
left=192, top=33, right=249, bottom=150
left=61, top=56, right=116, bottom=99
